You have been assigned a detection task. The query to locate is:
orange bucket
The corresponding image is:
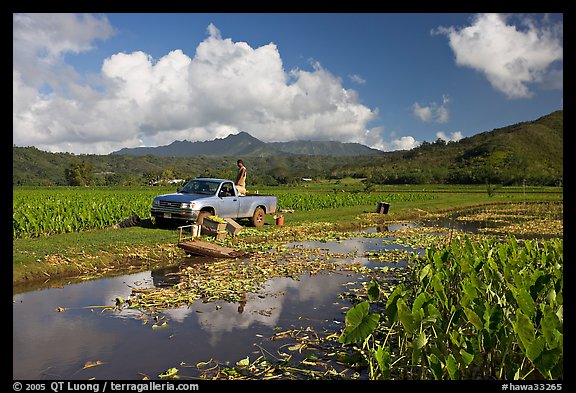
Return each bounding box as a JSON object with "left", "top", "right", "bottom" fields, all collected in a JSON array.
[{"left": 276, "top": 215, "right": 284, "bottom": 226}]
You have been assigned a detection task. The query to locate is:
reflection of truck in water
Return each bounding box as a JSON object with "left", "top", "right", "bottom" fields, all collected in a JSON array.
[{"left": 150, "top": 178, "right": 278, "bottom": 227}]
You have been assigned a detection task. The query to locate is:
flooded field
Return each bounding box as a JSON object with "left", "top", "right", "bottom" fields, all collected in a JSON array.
[
  {"left": 14, "top": 270, "right": 362, "bottom": 379},
  {"left": 14, "top": 231, "right": 417, "bottom": 380},
  {"left": 13, "top": 203, "right": 563, "bottom": 380}
]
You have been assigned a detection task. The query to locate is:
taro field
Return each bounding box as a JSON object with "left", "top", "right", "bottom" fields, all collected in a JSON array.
[{"left": 13, "top": 186, "right": 437, "bottom": 239}]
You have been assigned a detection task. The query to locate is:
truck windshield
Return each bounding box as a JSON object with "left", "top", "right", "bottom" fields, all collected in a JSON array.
[{"left": 179, "top": 180, "right": 218, "bottom": 195}]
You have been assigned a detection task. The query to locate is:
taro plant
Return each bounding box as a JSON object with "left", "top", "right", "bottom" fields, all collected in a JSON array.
[
  {"left": 338, "top": 280, "right": 389, "bottom": 379},
  {"left": 338, "top": 235, "right": 563, "bottom": 380}
]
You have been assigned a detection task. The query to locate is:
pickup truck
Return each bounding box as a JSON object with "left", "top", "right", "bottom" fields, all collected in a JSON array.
[{"left": 150, "top": 178, "right": 278, "bottom": 227}]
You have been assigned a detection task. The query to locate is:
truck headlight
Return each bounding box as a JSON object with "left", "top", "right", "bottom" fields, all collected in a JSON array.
[
  {"left": 152, "top": 199, "right": 160, "bottom": 206},
  {"left": 181, "top": 202, "right": 195, "bottom": 209}
]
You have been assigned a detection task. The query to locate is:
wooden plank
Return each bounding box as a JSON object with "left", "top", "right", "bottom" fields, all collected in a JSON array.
[{"left": 177, "top": 239, "right": 247, "bottom": 258}]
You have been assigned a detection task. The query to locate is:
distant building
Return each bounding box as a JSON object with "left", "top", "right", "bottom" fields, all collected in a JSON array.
[{"left": 151, "top": 179, "right": 185, "bottom": 186}]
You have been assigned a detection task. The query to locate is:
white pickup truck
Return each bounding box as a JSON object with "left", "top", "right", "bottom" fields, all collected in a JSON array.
[{"left": 150, "top": 178, "right": 278, "bottom": 227}]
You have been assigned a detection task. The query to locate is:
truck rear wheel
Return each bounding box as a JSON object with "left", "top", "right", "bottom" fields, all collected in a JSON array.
[{"left": 251, "top": 207, "right": 265, "bottom": 227}]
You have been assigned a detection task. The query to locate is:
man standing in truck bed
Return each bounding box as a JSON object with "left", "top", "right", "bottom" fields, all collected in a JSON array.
[{"left": 235, "top": 159, "right": 247, "bottom": 196}]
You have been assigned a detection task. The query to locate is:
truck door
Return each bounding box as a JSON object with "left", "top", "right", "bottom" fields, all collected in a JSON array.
[{"left": 214, "top": 182, "right": 240, "bottom": 218}]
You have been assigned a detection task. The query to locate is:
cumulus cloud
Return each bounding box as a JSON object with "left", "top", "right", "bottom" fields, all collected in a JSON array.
[
  {"left": 388, "top": 135, "right": 420, "bottom": 151},
  {"left": 13, "top": 13, "right": 115, "bottom": 90},
  {"left": 413, "top": 95, "right": 450, "bottom": 123},
  {"left": 13, "top": 16, "right": 382, "bottom": 154},
  {"left": 355, "top": 125, "right": 420, "bottom": 152},
  {"left": 436, "top": 130, "right": 463, "bottom": 142},
  {"left": 373, "top": 129, "right": 420, "bottom": 152},
  {"left": 433, "top": 13, "right": 563, "bottom": 99}
]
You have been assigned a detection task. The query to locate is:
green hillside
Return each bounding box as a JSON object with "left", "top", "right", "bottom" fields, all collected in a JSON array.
[{"left": 13, "top": 110, "right": 563, "bottom": 187}]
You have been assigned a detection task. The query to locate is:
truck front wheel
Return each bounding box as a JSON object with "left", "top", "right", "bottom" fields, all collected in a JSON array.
[
  {"left": 251, "top": 207, "right": 265, "bottom": 227},
  {"left": 154, "top": 216, "right": 168, "bottom": 228}
]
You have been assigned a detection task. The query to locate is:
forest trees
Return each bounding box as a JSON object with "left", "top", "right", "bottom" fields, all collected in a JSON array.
[{"left": 65, "top": 160, "right": 94, "bottom": 186}]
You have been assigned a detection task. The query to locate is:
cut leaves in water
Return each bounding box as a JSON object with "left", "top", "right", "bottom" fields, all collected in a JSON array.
[
  {"left": 158, "top": 367, "right": 179, "bottom": 378},
  {"left": 82, "top": 360, "right": 105, "bottom": 369}
]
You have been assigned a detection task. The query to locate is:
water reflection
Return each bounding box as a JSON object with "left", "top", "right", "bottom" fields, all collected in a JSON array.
[
  {"left": 13, "top": 272, "right": 150, "bottom": 380},
  {"left": 374, "top": 222, "right": 419, "bottom": 233},
  {"left": 13, "top": 264, "right": 365, "bottom": 380},
  {"left": 285, "top": 237, "right": 414, "bottom": 269}
]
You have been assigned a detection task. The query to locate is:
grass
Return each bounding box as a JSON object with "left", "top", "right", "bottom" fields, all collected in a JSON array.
[{"left": 13, "top": 184, "right": 563, "bottom": 288}]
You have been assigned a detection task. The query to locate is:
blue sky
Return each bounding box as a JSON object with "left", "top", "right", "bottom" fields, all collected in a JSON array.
[{"left": 13, "top": 13, "right": 563, "bottom": 155}]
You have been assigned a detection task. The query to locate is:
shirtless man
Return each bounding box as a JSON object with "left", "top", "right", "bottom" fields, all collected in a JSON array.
[{"left": 235, "top": 159, "right": 247, "bottom": 196}]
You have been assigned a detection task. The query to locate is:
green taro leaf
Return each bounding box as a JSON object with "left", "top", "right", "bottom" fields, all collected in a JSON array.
[
  {"left": 419, "top": 263, "right": 432, "bottom": 282},
  {"left": 431, "top": 274, "right": 448, "bottom": 309},
  {"left": 534, "top": 348, "right": 562, "bottom": 376},
  {"left": 413, "top": 331, "right": 429, "bottom": 350},
  {"left": 556, "top": 305, "right": 563, "bottom": 323},
  {"left": 412, "top": 292, "right": 431, "bottom": 316},
  {"left": 367, "top": 279, "right": 380, "bottom": 302},
  {"left": 461, "top": 280, "right": 478, "bottom": 304},
  {"left": 530, "top": 273, "right": 551, "bottom": 300},
  {"left": 375, "top": 345, "right": 391, "bottom": 379},
  {"left": 514, "top": 288, "right": 537, "bottom": 319},
  {"left": 397, "top": 298, "right": 417, "bottom": 335},
  {"left": 514, "top": 310, "right": 535, "bottom": 352},
  {"left": 385, "top": 284, "right": 407, "bottom": 323},
  {"left": 339, "top": 301, "right": 380, "bottom": 344},
  {"left": 464, "top": 307, "right": 484, "bottom": 331},
  {"left": 460, "top": 349, "right": 474, "bottom": 366},
  {"left": 446, "top": 354, "right": 459, "bottom": 380},
  {"left": 483, "top": 302, "right": 503, "bottom": 334},
  {"left": 526, "top": 336, "right": 545, "bottom": 363},
  {"left": 427, "top": 353, "right": 443, "bottom": 380},
  {"left": 546, "top": 288, "right": 557, "bottom": 305},
  {"left": 426, "top": 303, "right": 442, "bottom": 321},
  {"left": 541, "top": 307, "right": 562, "bottom": 348}
]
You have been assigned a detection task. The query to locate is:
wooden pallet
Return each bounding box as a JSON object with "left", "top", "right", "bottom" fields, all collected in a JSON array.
[{"left": 177, "top": 239, "right": 247, "bottom": 258}]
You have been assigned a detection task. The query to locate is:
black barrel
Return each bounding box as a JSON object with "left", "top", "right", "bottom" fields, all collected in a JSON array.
[{"left": 376, "top": 202, "right": 390, "bottom": 214}]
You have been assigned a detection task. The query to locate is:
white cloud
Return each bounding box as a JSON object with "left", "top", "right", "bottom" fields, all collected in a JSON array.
[
  {"left": 436, "top": 130, "right": 463, "bottom": 142},
  {"left": 372, "top": 129, "right": 420, "bottom": 152},
  {"left": 389, "top": 136, "right": 420, "bottom": 151},
  {"left": 413, "top": 95, "right": 450, "bottom": 123},
  {"left": 13, "top": 16, "right": 382, "bottom": 154},
  {"left": 348, "top": 74, "right": 366, "bottom": 84},
  {"left": 413, "top": 103, "right": 432, "bottom": 122},
  {"left": 434, "top": 13, "right": 563, "bottom": 99},
  {"left": 13, "top": 13, "right": 115, "bottom": 89}
]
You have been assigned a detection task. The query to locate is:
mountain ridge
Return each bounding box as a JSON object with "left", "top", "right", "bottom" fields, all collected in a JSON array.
[{"left": 111, "top": 131, "right": 384, "bottom": 157}]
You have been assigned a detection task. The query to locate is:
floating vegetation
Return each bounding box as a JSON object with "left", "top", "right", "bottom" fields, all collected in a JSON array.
[
  {"left": 122, "top": 246, "right": 383, "bottom": 314},
  {"left": 455, "top": 203, "right": 563, "bottom": 238},
  {"left": 181, "top": 326, "right": 360, "bottom": 380}
]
